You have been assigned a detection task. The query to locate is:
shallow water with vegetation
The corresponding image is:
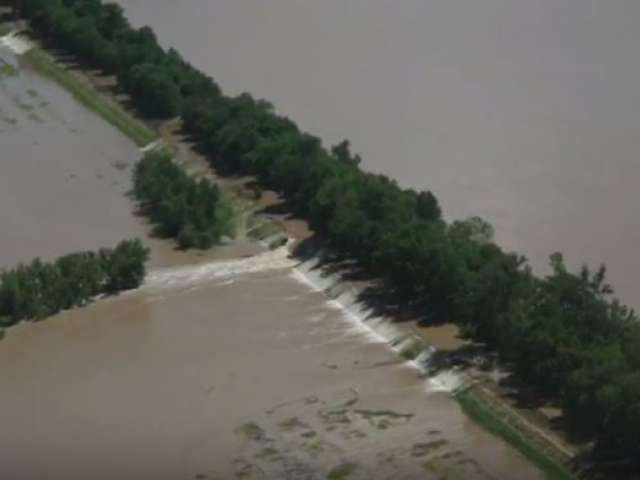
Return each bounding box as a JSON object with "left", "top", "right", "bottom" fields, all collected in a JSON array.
[{"left": 0, "top": 48, "right": 210, "bottom": 270}]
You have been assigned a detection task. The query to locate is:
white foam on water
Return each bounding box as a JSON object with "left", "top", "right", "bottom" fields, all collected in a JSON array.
[
  {"left": 290, "top": 256, "right": 466, "bottom": 393},
  {"left": 0, "top": 31, "right": 34, "bottom": 55},
  {"left": 142, "top": 245, "right": 297, "bottom": 291},
  {"left": 292, "top": 260, "right": 408, "bottom": 346},
  {"left": 429, "top": 369, "right": 465, "bottom": 393},
  {"left": 138, "top": 249, "right": 466, "bottom": 393},
  {"left": 139, "top": 139, "right": 162, "bottom": 153},
  {"left": 290, "top": 267, "right": 322, "bottom": 292},
  {"left": 326, "top": 299, "right": 389, "bottom": 344}
]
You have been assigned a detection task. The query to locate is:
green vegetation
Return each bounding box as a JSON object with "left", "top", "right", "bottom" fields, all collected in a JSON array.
[
  {"left": 246, "top": 218, "right": 284, "bottom": 242},
  {"left": 0, "top": 22, "right": 13, "bottom": 36},
  {"left": 457, "top": 389, "right": 575, "bottom": 480},
  {"left": 327, "top": 462, "right": 358, "bottom": 480},
  {"left": 0, "top": 62, "right": 18, "bottom": 77},
  {"left": 133, "top": 150, "right": 235, "bottom": 249},
  {"left": 22, "top": 49, "right": 155, "bottom": 146},
  {"left": 22, "top": 0, "right": 640, "bottom": 472},
  {"left": 0, "top": 239, "right": 148, "bottom": 327},
  {"left": 354, "top": 409, "right": 414, "bottom": 420},
  {"left": 22, "top": 0, "right": 216, "bottom": 119}
]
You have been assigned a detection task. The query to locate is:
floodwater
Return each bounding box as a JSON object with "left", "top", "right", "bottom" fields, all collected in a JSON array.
[
  {"left": 0, "top": 51, "right": 219, "bottom": 270},
  {"left": 0, "top": 42, "right": 544, "bottom": 479},
  {"left": 0, "top": 258, "right": 542, "bottom": 479},
  {"left": 0, "top": 56, "right": 143, "bottom": 268},
  {"left": 116, "top": 0, "right": 640, "bottom": 307}
]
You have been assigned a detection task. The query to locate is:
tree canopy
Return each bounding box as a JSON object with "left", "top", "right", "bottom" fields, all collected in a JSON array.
[
  {"left": 133, "top": 150, "right": 235, "bottom": 249},
  {"left": 0, "top": 239, "right": 149, "bottom": 326}
]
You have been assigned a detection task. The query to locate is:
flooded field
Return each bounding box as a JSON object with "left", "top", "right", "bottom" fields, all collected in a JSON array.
[
  {"left": 0, "top": 38, "right": 546, "bottom": 478},
  {"left": 116, "top": 0, "right": 640, "bottom": 307},
  {"left": 0, "top": 50, "right": 211, "bottom": 270},
  {"left": 0, "top": 257, "right": 542, "bottom": 479}
]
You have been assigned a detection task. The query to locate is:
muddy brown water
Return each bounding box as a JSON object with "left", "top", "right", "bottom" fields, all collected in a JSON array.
[
  {"left": 0, "top": 42, "right": 544, "bottom": 478},
  {"left": 0, "top": 57, "right": 148, "bottom": 268},
  {"left": 115, "top": 0, "right": 640, "bottom": 308},
  {"left": 0, "top": 53, "right": 258, "bottom": 270},
  {"left": 0, "top": 266, "right": 543, "bottom": 479}
]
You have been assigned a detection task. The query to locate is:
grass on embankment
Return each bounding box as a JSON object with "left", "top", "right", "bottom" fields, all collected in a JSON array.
[
  {"left": 456, "top": 388, "right": 576, "bottom": 480},
  {"left": 0, "top": 22, "right": 13, "bottom": 36},
  {"left": 0, "top": 23, "right": 18, "bottom": 78},
  {"left": 22, "top": 48, "right": 156, "bottom": 147},
  {"left": 0, "top": 62, "right": 17, "bottom": 77}
]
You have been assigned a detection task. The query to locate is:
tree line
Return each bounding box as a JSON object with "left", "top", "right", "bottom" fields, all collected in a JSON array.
[
  {"left": 133, "top": 150, "right": 235, "bottom": 249},
  {"left": 23, "top": 0, "right": 214, "bottom": 118},
  {"left": 0, "top": 239, "right": 148, "bottom": 327},
  {"left": 22, "top": 0, "right": 640, "bottom": 469}
]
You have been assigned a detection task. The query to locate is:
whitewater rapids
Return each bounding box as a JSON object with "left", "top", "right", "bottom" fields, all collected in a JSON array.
[
  {"left": 140, "top": 246, "right": 466, "bottom": 393},
  {"left": 142, "top": 245, "right": 298, "bottom": 291}
]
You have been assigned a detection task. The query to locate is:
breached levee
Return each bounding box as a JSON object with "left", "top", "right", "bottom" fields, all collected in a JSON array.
[
  {"left": 292, "top": 253, "right": 466, "bottom": 393},
  {"left": 0, "top": 31, "right": 34, "bottom": 55},
  {"left": 136, "top": 241, "right": 466, "bottom": 391},
  {"left": 142, "top": 244, "right": 297, "bottom": 291},
  {"left": 137, "top": 241, "right": 465, "bottom": 393}
]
